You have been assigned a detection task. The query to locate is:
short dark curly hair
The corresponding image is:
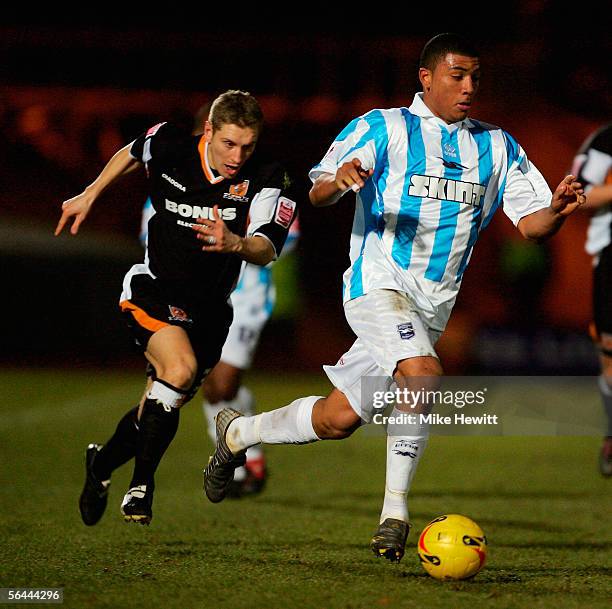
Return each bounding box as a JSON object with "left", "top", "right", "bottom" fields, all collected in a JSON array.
[{"left": 420, "top": 33, "right": 480, "bottom": 70}]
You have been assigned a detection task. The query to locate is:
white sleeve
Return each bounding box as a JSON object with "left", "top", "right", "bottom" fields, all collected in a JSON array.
[
  {"left": 247, "top": 187, "right": 280, "bottom": 235},
  {"left": 247, "top": 188, "right": 296, "bottom": 260},
  {"left": 575, "top": 147, "right": 612, "bottom": 190},
  {"left": 502, "top": 144, "right": 552, "bottom": 226},
  {"left": 308, "top": 111, "right": 385, "bottom": 183}
]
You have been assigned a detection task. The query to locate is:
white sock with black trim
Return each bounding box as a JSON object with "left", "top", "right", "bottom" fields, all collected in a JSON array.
[{"left": 380, "top": 408, "right": 429, "bottom": 524}]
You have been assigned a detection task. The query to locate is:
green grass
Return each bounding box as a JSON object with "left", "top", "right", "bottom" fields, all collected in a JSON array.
[{"left": 1, "top": 368, "right": 610, "bottom": 609}]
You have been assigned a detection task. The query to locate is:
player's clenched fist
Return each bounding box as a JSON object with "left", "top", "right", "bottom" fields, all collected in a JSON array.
[
  {"left": 551, "top": 174, "right": 586, "bottom": 216},
  {"left": 335, "top": 158, "right": 374, "bottom": 193}
]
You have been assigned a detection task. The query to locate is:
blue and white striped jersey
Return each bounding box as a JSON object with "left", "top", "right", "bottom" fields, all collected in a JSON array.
[{"left": 309, "top": 93, "right": 552, "bottom": 331}]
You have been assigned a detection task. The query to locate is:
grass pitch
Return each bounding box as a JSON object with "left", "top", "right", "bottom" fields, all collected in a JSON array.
[{"left": 1, "top": 368, "right": 610, "bottom": 609}]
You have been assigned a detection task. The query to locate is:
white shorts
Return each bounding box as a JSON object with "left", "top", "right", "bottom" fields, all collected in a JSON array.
[
  {"left": 220, "top": 263, "right": 275, "bottom": 369},
  {"left": 221, "top": 315, "right": 268, "bottom": 369},
  {"left": 323, "top": 289, "right": 441, "bottom": 422}
]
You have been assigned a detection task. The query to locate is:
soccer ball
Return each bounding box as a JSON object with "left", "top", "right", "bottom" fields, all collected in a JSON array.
[{"left": 417, "top": 514, "right": 487, "bottom": 580}]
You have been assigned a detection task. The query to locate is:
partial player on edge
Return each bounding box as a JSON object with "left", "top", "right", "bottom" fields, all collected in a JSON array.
[{"left": 572, "top": 122, "right": 612, "bottom": 476}]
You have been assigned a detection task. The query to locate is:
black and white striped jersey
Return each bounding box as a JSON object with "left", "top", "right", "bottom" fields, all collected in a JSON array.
[{"left": 573, "top": 123, "right": 612, "bottom": 257}]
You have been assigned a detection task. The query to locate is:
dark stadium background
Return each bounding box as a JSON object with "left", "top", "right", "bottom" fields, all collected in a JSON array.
[{"left": 2, "top": 5, "right": 610, "bottom": 374}]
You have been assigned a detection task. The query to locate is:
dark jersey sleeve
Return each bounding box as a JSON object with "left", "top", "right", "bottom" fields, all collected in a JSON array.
[
  {"left": 129, "top": 122, "right": 186, "bottom": 166},
  {"left": 574, "top": 124, "right": 612, "bottom": 188},
  {"left": 247, "top": 164, "right": 297, "bottom": 259}
]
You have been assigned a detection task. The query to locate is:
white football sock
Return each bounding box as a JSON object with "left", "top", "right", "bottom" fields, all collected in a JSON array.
[
  {"left": 380, "top": 408, "right": 429, "bottom": 524},
  {"left": 226, "top": 395, "right": 322, "bottom": 453}
]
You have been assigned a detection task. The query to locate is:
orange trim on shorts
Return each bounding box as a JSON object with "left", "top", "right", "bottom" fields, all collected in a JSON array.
[
  {"left": 120, "top": 300, "right": 169, "bottom": 333},
  {"left": 198, "top": 136, "right": 224, "bottom": 184}
]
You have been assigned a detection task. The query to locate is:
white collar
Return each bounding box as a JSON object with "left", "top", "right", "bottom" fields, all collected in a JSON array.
[{"left": 408, "top": 92, "right": 473, "bottom": 129}]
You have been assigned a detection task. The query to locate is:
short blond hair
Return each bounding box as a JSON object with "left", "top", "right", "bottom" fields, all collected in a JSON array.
[{"left": 209, "top": 90, "right": 263, "bottom": 133}]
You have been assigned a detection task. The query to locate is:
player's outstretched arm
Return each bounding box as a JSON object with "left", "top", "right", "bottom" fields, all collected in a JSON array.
[
  {"left": 309, "top": 158, "right": 373, "bottom": 207},
  {"left": 192, "top": 205, "right": 276, "bottom": 266},
  {"left": 517, "top": 174, "right": 586, "bottom": 242},
  {"left": 54, "top": 144, "right": 141, "bottom": 236},
  {"left": 580, "top": 183, "right": 612, "bottom": 211}
]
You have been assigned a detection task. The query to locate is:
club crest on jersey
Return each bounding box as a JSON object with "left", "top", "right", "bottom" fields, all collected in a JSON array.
[
  {"left": 274, "top": 197, "right": 296, "bottom": 228},
  {"left": 397, "top": 322, "right": 415, "bottom": 340},
  {"left": 168, "top": 306, "right": 193, "bottom": 323},
  {"left": 223, "top": 180, "right": 250, "bottom": 202},
  {"left": 443, "top": 143, "right": 457, "bottom": 158}
]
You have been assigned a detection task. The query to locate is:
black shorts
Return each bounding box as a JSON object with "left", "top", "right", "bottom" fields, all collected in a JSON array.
[
  {"left": 120, "top": 273, "right": 233, "bottom": 373},
  {"left": 593, "top": 243, "right": 612, "bottom": 335}
]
